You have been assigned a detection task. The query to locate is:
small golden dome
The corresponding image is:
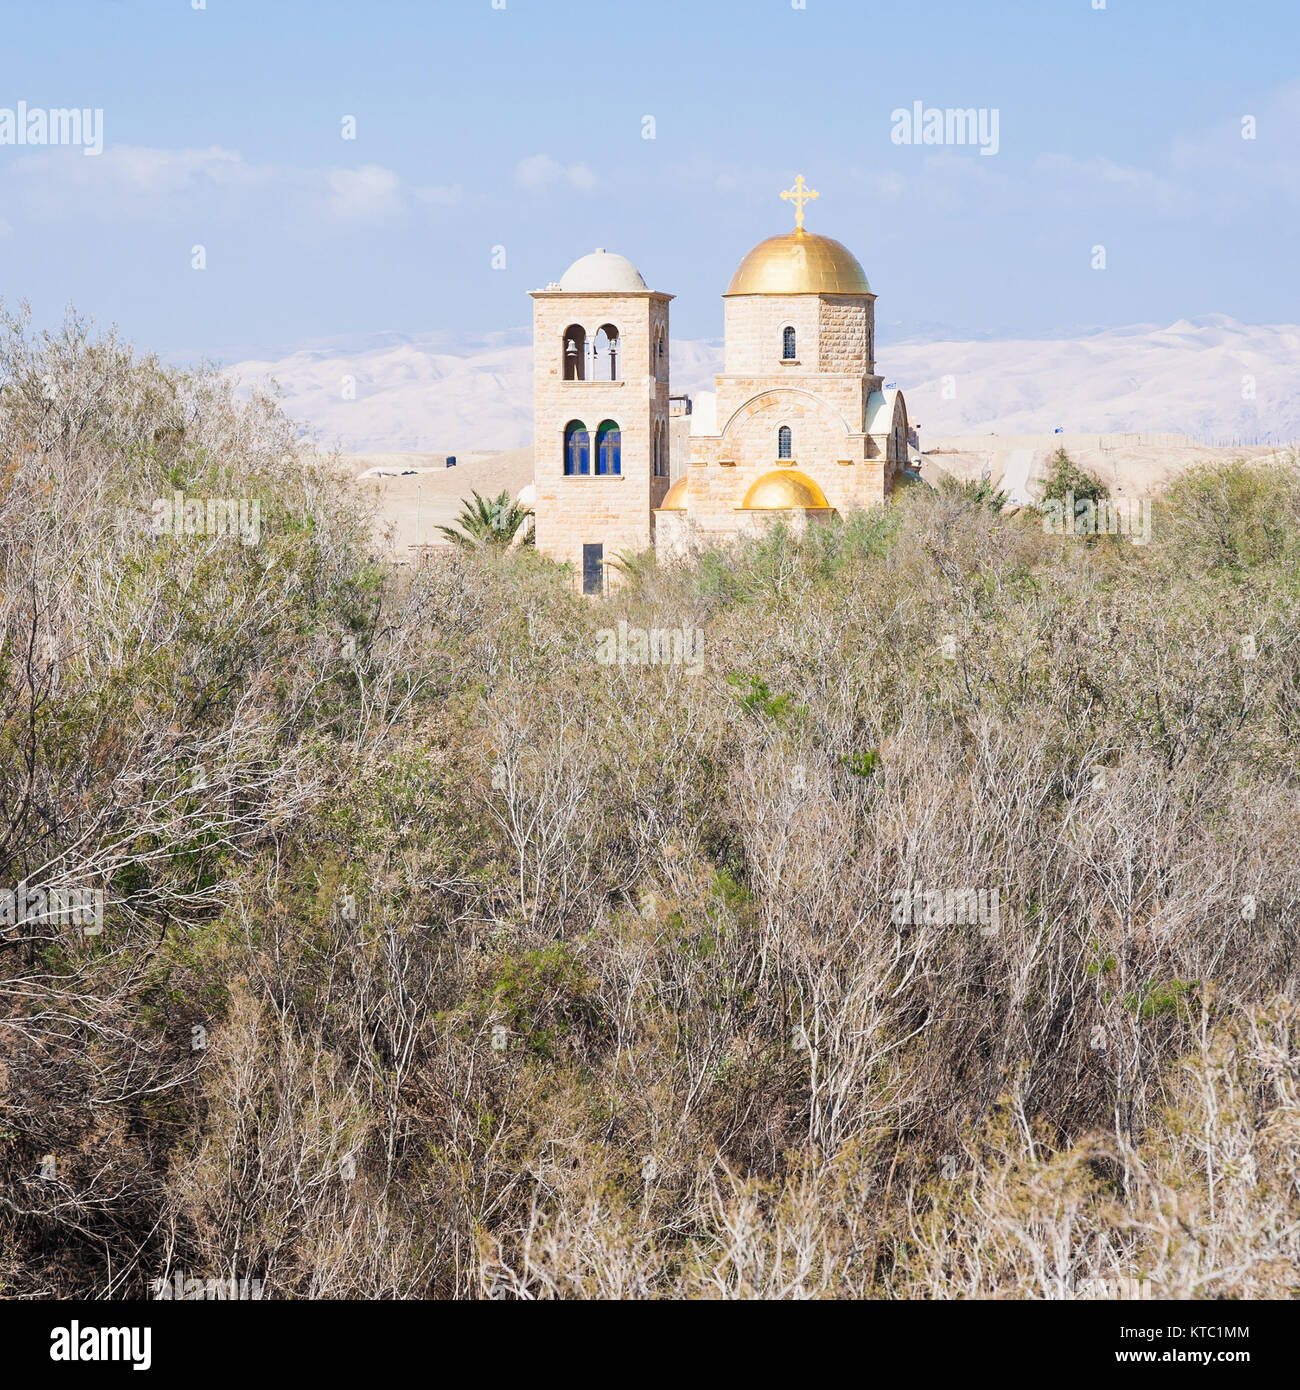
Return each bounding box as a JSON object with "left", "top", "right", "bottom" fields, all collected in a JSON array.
[
  {"left": 659, "top": 476, "right": 689, "bottom": 510},
  {"left": 725, "top": 229, "right": 871, "bottom": 297},
  {"left": 741, "top": 468, "right": 831, "bottom": 510}
]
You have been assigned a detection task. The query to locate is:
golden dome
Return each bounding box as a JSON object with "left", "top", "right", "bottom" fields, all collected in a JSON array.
[
  {"left": 741, "top": 468, "right": 832, "bottom": 510},
  {"left": 725, "top": 229, "right": 871, "bottom": 297},
  {"left": 658, "top": 475, "right": 689, "bottom": 510}
]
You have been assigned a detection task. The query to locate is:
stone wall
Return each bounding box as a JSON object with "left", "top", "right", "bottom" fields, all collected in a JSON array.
[
  {"left": 669, "top": 412, "right": 693, "bottom": 479},
  {"left": 722, "top": 293, "right": 876, "bottom": 378},
  {"left": 818, "top": 295, "right": 875, "bottom": 375},
  {"left": 724, "top": 294, "right": 820, "bottom": 375},
  {"left": 715, "top": 375, "right": 876, "bottom": 439}
]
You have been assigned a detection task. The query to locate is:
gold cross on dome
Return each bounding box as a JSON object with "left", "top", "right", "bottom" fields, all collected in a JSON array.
[{"left": 780, "top": 174, "right": 819, "bottom": 230}]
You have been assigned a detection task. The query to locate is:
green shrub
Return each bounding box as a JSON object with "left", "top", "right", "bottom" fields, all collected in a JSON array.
[{"left": 1039, "top": 447, "right": 1108, "bottom": 505}]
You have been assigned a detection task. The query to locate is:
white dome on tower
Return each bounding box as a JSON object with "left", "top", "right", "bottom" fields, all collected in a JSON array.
[{"left": 558, "top": 248, "right": 648, "bottom": 293}]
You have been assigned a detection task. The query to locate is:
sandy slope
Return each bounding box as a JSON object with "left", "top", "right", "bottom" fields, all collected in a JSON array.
[
  {"left": 339, "top": 447, "right": 533, "bottom": 554},
  {"left": 924, "top": 432, "right": 1282, "bottom": 500}
]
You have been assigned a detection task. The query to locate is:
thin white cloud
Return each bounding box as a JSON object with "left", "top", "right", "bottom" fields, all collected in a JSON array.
[
  {"left": 853, "top": 168, "right": 907, "bottom": 201},
  {"left": 849, "top": 150, "right": 1012, "bottom": 214},
  {"left": 1169, "top": 80, "right": 1300, "bottom": 206},
  {"left": 3, "top": 144, "right": 263, "bottom": 219},
  {"left": 844, "top": 83, "right": 1300, "bottom": 221},
  {"left": 513, "top": 153, "right": 598, "bottom": 193},
  {"left": 0, "top": 143, "right": 452, "bottom": 229},
  {"left": 328, "top": 164, "right": 404, "bottom": 221},
  {"left": 846, "top": 146, "right": 1180, "bottom": 216},
  {"left": 413, "top": 183, "right": 464, "bottom": 207},
  {"left": 1030, "top": 153, "right": 1183, "bottom": 213}
]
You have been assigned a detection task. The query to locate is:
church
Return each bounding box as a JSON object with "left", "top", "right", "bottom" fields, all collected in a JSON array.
[{"left": 530, "top": 178, "right": 911, "bottom": 592}]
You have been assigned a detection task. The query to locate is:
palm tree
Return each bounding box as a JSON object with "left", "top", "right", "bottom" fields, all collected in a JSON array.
[{"left": 437, "top": 489, "right": 533, "bottom": 549}]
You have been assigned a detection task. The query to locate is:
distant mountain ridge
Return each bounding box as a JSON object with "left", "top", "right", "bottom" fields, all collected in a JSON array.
[{"left": 227, "top": 315, "right": 1300, "bottom": 455}]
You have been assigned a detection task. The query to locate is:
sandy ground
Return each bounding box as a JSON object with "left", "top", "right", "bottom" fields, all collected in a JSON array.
[
  {"left": 338, "top": 447, "right": 534, "bottom": 555},
  {"left": 921, "top": 432, "right": 1284, "bottom": 499},
  {"left": 337, "top": 432, "right": 1291, "bottom": 560}
]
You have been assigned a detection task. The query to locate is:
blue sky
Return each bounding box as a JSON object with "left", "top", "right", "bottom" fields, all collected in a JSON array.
[{"left": 2, "top": 0, "right": 1297, "bottom": 361}]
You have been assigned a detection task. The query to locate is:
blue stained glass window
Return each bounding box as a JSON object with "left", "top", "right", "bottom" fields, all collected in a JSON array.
[
  {"left": 564, "top": 420, "right": 590, "bottom": 475},
  {"left": 596, "top": 420, "right": 621, "bottom": 476}
]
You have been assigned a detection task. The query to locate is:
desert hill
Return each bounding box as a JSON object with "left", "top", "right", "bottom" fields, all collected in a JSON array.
[{"left": 232, "top": 315, "right": 1300, "bottom": 458}]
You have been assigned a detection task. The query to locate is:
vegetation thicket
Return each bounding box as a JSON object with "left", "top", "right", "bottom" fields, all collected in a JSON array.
[{"left": 2, "top": 311, "right": 1298, "bottom": 1299}]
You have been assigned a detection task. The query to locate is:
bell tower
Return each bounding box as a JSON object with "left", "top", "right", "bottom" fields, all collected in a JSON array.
[{"left": 530, "top": 249, "right": 673, "bottom": 593}]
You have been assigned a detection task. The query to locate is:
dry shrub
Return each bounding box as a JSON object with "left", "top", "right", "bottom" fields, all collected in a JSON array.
[{"left": 3, "top": 310, "right": 1298, "bottom": 1298}]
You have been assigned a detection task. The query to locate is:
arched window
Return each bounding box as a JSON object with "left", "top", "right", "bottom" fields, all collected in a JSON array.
[
  {"left": 653, "top": 421, "right": 668, "bottom": 477},
  {"left": 596, "top": 419, "right": 621, "bottom": 476},
  {"left": 778, "top": 425, "right": 792, "bottom": 459},
  {"left": 594, "top": 324, "right": 620, "bottom": 381},
  {"left": 562, "top": 325, "right": 587, "bottom": 381},
  {"left": 564, "top": 419, "right": 590, "bottom": 475},
  {"left": 782, "top": 325, "right": 797, "bottom": 360}
]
